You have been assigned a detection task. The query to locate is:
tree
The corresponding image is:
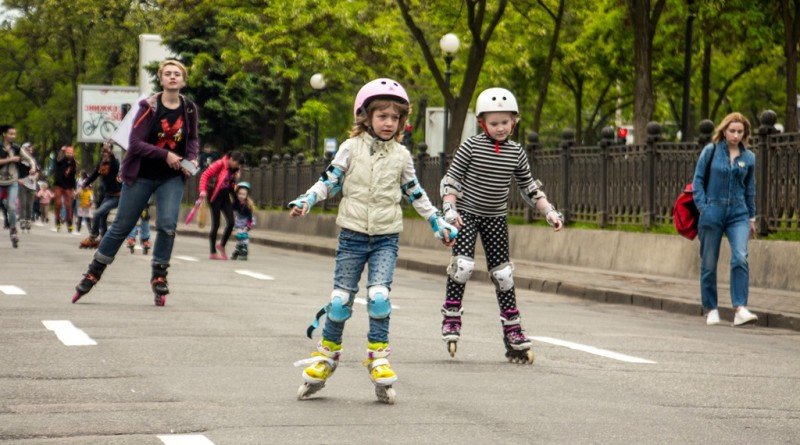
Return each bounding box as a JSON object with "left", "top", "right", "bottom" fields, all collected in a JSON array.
[
  {"left": 396, "top": 0, "right": 509, "bottom": 154},
  {"left": 779, "top": 0, "right": 800, "bottom": 131},
  {"left": 627, "top": 0, "right": 666, "bottom": 143}
]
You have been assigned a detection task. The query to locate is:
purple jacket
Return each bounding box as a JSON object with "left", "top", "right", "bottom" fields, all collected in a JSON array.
[{"left": 120, "top": 93, "right": 200, "bottom": 186}]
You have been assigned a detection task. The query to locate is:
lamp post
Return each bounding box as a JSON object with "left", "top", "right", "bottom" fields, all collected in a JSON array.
[
  {"left": 309, "top": 73, "right": 326, "bottom": 159},
  {"left": 439, "top": 33, "right": 460, "bottom": 155}
]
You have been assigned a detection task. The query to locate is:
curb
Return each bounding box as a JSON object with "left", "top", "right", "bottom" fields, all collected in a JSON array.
[{"left": 179, "top": 228, "right": 800, "bottom": 332}]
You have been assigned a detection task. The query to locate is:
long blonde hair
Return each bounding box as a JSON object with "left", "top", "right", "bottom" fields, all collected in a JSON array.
[
  {"left": 349, "top": 99, "right": 409, "bottom": 141},
  {"left": 713, "top": 112, "right": 751, "bottom": 145}
]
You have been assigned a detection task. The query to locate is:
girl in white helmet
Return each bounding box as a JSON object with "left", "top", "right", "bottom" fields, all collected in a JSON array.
[
  {"left": 439, "top": 87, "right": 564, "bottom": 364},
  {"left": 288, "top": 78, "right": 458, "bottom": 404}
]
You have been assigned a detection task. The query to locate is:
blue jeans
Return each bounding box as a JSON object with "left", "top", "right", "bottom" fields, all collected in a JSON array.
[
  {"left": 0, "top": 183, "right": 18, "bottom": 227},
  {"left": 91, "top": 196, "right": 120, "bottom": 237},
  {"left": 322, "top": 229, "right": 399, "bottom": 344},
  {"left": 94, "top": 176, "right": 184, "bottom": 267},
  {"left": 698, "top": 202, "right": 750, "bottom": 309},
  {"left": 128, "top": 217, "right": 151, "bottom": 240}
]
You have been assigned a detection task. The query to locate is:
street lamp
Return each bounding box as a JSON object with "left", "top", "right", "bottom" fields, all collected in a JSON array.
[
  {"left": 309, "top": 73, "right": 326, "bottom": 159},
  {"left": 439, "top": 33, "right": 460, "bottom": 156}
]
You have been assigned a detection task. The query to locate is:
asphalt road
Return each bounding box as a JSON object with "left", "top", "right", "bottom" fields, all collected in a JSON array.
[{"left": 1, "top": 226, "right": 798, "bottom": 444}]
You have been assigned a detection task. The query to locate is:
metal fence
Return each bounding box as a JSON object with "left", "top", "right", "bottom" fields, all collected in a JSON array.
[{"left": 184, "top": 110, "right": 799, "bottom": 235}]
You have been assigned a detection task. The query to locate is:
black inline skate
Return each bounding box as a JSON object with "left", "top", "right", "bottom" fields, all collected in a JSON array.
[
  {"left": 72, "top": 260, "right": 107, "bottom": 303},
  {"left": 151, "top": 263, "right": 169, "bottom": 306}
]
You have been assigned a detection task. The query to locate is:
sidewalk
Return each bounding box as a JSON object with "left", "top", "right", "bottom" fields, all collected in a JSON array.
[{"left": 179, "top": 226, "right": 800, "bottom": 332}]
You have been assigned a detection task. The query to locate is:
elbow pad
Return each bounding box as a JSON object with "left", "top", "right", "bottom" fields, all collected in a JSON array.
[
  {"left": 321, "top": 165, "right": 345, "bottom": 197},
  {"left": 401, "top": 177, "right": 425, "bottom": 203},
  {"left": 440, "top": 176, "right": 463, "bottom": 199},
  {"left": 521, "top": 179, "right": 546, "bottom": 207}
]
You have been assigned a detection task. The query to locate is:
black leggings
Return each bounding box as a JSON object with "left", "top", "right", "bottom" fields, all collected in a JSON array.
[
  {"left": 209, "top": 191, "right": 234, "bottom": 253},
  {"left": 445, "top": 212, "right": 518, "bottom": 312}
]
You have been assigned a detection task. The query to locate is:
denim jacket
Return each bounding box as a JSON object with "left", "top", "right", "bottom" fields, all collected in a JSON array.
[{"left": 692, "top": 141, "right": 756, "bottom": 219}]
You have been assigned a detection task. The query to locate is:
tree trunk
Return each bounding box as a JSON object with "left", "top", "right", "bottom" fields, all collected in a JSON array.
[
  {"left": 627, "top": 0, "right": 665, "bottom": 143},
  {"left": 701, "top": 39, "right": 711, "bottom": 119},
  {"left": 273, "top": 77, "right": 293, "bottom": 151},
  {"left": 531, "top": 0, "right": 566, "bottom": 133},
  {"left": 781, "top": 0, "right": 800, "bottom": 132},
  {"left": 395, "top": 0, "right": 508, "bottom": 154}
]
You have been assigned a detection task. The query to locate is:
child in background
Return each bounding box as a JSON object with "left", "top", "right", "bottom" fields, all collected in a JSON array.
[
  {"left": 289, "top": 78, "right": 457, "bottom": 404},
  {"left": 36, "top": 182, "right": 54, "bottom": 224},
  {"left": 231, "top": 181, "right": 254, "bottom": 260},
  {"left": 75, "top": 172, "right": 93, "bottom": 233},
  {"left": 126, "top": 200, "right": 152, "bottom": 254},
  {"left": 438, "top": 87, "right": 564, "bottom": 364}
]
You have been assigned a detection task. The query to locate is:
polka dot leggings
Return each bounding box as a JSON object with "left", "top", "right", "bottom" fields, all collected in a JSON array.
[{"left": 445, "top": 212, "right": 517, "bottom": 312}]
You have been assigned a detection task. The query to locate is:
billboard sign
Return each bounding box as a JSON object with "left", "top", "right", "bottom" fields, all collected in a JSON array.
[{"left": 77, "top": 85, "right": 140, "bottom": 143}]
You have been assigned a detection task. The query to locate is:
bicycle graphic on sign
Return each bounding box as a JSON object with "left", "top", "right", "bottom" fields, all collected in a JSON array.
[{"left": 82, "top": 113, "right": 118, "bottom": 140}]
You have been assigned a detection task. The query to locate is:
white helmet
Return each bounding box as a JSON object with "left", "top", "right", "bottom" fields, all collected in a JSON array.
[{"left": 475, "top": 88, "right": 519, "bottom": 116}]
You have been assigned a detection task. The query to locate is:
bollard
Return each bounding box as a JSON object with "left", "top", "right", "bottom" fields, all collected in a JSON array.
[
  {"left": 598, "top": 126, "right": 615, "bottom": 228},
  {"left": 560, "top": 128, "right": 575, "bottom": 224},
  {"left": 756, "top": 110, "right": 777, "bottom": 236},
  {"left": 644, "top": 122, "right": 662, "bottom": 229}
]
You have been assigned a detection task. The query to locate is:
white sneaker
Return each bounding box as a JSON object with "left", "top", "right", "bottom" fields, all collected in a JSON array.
[
  {"left": 734, "top": 307, "right": 758, "bottom": 326},
  {"left": 706, "top": 309, "right": 720, "bottom": 325}
]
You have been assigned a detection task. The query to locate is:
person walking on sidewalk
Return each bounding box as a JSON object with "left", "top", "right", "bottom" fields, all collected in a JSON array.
[
  {"left": 693, "top": 112, "right": 758, "bottom": 327},
  {"left": 289, "top": 78, "right": 457, "bottom": 404},
  {"left": 438, "top": 87, "right": 564, "bottom": 364},
  {"left": 1, "top": 125, "right": 36, "bottom": 247},
  {"left": 71, "top": 59, "right": 200, "bottom": 307},
  {"left": 79, "top": 141, "right": 121, "bottom": 249},
  {"left": 53, "top": 145, "right": 77, "bottom": 232},
  {"left": 198, "top": 151, "right": 244, "bottom": 260}
]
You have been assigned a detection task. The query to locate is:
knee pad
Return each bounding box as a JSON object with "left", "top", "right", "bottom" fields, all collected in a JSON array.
[
  {"left": 490, "top": 262, "right": 515, "bottom": 292},
  {"left": 447, "top": 255, "right": 475, "bottom": 284},
  {"left": 327, "top": 289, "right": 352, "bottom": 322},
  {"left": 367, "top": 285, "right": 391, "bottom": 319}
]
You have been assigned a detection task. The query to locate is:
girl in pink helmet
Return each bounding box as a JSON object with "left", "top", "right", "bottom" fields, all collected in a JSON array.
[{"left": 288, "top": 78, "right": 458, "bottom": 404}]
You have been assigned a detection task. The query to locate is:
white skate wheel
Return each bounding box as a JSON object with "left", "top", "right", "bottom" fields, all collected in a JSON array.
[{"left": 375, "top": 385, "right": 396, "bottom": 404}]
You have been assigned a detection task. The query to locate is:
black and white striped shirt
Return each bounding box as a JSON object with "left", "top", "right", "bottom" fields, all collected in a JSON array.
[{"left": 445, "top": 133, "right": 534, "bottom": 217}]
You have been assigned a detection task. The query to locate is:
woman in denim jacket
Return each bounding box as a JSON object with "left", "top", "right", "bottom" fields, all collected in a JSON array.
[{"left": 692, "top": 112, "right": 757, "bottom": 327}]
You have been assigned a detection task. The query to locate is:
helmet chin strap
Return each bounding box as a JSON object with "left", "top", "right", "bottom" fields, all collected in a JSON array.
[{"left": 480, "top": 120, "right": 517, "bottom": 154}]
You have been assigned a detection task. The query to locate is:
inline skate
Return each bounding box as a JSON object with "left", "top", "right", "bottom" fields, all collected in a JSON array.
[
  {"left": 364, "top": 341, "right": 397, "bottom": 404},
  {"left": 79, "top": 235, "right": 100, "bottom": 249},
  {"left": 501, "top": 309, "right": 534, "bottom": 364},
  {"left": 441, "top": 300, "right": 463, "bottom": 358},
  {"left": 151, "top": 263, "right": 169, "bottom": 306},
  {"left": 294, "top": 339, "right": 341, "bottom": 400},
  {"left": 71, "top": 260, "right": 107, "bottom": 303},
  {"left": 126, "top": 237, "right": 136, "bottom": 253},
  {"left": 10, "top": 227, "right": 19, "bottom": 248}
]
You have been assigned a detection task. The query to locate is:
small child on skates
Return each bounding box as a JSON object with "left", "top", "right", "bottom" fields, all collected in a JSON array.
[
  {"left": 75, "top": 175, "right": 93, "bottom": 234},
  {"left": 231, "top": 181, "right": 254, "bottom": 260},
  {"left": 289, "top": 78, "right": 457, "bottom": 404},
  {"left": 126, "top": 200, "right": 152, "bottom": 254},
  {"left": 36, "top": 182, "right": 54, "bottom": 224},
  {"left": 439, "top": 87, "right": 563, "bottom": 364}
]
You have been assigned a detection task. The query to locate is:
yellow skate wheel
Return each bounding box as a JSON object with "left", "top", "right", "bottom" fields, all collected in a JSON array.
[{"left": 448, "top": 341, "right": 457, "bottom": 358}]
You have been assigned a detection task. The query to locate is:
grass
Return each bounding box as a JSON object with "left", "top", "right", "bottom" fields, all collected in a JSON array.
[{"left": 188, "top": 201, "right": 798, "bottom": 242}]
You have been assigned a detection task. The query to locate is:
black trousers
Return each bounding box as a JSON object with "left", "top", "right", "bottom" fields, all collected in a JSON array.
[{"left": 209, "top": 190, "right": 234, "bottom": 254}]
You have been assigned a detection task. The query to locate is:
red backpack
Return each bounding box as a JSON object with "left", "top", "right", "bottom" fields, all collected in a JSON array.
[{"left": 673, "top": 146, "right": 714, "bottom": 240}]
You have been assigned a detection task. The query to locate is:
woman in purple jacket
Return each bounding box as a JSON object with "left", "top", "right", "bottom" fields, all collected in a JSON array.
[{"left": 71, "top": 60, "right": 200, "bottom": 306}]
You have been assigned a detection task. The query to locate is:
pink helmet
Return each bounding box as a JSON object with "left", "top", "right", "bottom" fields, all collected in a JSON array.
[{"left": 353, "top": 78, "right": 409, "bottom": 118}]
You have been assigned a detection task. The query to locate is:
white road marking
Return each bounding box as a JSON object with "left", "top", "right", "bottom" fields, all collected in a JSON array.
[
  {"left": 0, "top": 285, "right": 26, "bottom": 295},
  {"left": 157, "top": 435, "right": 215, "bottom": 445},
  {"left": 175, "top": 255, "right": 199, "bottom": 262},
  {"left": 42, "top": 320, "right": 97, "bottom": 346},
  {"left": 529, "top": 336, "right": 656, "bottom": 364},
  {"left": 354, "top": 297, "right": 398, "bottom": 309},
  {"left": 235, "top": 270, "right": 274, "bottom": 280}
]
